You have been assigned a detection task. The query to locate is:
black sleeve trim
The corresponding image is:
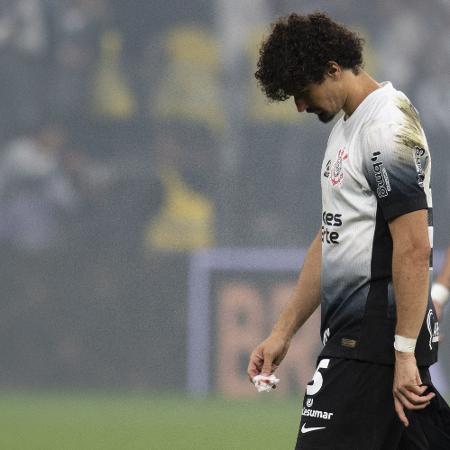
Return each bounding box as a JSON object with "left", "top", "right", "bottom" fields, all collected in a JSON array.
[{"left": 381, "top": 194, "right": 428, "bottom": 222}]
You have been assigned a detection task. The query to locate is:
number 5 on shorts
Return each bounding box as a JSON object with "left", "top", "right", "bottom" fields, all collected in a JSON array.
[{"left": 306, "top": 358, "right": 330, "bottom": 396}]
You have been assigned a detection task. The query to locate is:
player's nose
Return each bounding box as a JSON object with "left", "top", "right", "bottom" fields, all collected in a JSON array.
[{"left": 294, "top": 97, "right": 308, "bottom": 113}]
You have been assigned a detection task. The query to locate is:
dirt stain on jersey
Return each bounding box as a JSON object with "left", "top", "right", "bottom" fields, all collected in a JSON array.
[
  {"left": 394, "top": 95, "right": 429, "bottom": 191},
  {"left": 394, "top": 96, "right": 425, "bottom": 152}
]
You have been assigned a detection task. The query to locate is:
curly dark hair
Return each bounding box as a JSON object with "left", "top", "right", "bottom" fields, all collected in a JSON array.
[{"left": 255, "top": 12, "right": 365, "bottom": 101}]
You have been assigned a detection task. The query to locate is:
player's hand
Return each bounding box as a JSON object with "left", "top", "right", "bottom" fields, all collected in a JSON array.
[
  {"left": 393, "top": 352, "right": 435, "bottom": 427},
  {"left": 247, "top": 333, "right": 290, "bottom": 382},
  {"left": 432, "top": 300, "right": 443, "bottom": 322}
]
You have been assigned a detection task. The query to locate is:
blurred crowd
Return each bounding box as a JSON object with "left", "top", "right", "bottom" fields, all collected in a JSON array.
[{"left": 0, "top": 0, "right": 448, "bottom": 388}]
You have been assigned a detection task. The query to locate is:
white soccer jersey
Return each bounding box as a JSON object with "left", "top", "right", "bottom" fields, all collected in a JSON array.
[{"left": 319, "top": 82, "right": 438, "bottom": 366}]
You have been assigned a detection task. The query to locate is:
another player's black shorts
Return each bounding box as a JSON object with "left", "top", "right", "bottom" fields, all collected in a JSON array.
[{"left": 295, "top": 357, "right": 450, "bottom": 450}]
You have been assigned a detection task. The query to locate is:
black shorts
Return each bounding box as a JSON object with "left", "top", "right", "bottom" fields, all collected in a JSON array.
[{"left": 295, "top": 358, "right": 450, "bottom": 450}]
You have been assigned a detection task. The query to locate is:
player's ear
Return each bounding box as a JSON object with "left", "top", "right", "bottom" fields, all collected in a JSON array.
[{"left": 326, "top": 61, "right": 341, "bottom": 80}]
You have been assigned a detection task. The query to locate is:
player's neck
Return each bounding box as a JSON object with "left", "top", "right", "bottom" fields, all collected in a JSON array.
[{"left": 342, "top": 70, "right": 382, "bottom": 118}]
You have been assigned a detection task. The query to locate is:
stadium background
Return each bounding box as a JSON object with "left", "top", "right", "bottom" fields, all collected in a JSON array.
[{"left": 0, "top": 0, "right": 448, "bottom": 448}]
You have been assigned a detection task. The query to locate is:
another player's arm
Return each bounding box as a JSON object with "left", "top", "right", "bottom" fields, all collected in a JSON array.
[
  {"left": 431, "top": 246, "right": 450, "bottom": 320},
  {"left": 435, "top": 247, "right": 450, "bottom": 286},
  {"left": 388, "top": 210, "right": 435, "bottom": 427},
  {"left": 247, "top": 230, "right": 321, "bottom": 380}
]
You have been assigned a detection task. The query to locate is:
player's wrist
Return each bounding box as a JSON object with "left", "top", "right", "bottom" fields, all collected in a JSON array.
[
  {"left": 270, "top": 328, "right": 293, "bottom": 344},
  {"left": 431, "top": 282, "right": 449, "bottom": 306},
  {"left": 393, "top": 334, "right": 417, "bottom": 354},
  {"left": 394, "top": 350, "right": 417, "bottom": 366}
]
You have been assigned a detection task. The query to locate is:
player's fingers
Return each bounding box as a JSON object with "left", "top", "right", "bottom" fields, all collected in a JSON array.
[
  {"left": 396, "top": 390, "right": 430, "bottom": 410},
  {"left": 247, "top": 364, "right": 258, "bottom": 381},
  {"left": 399, "top": 387, "right": 435, "bottom": 405},
  {"left": 247, "top": 350, "right": 264, "bottom": 381},
  {"left": 247, "top": 359, "right": 262, "bottom": 380},
  {"left": 394, "top": 396, "right": 409, "bottom": 427},
  {"left": 261, "top": 351, "right": 274, "bottom": 376},
  {"left": 406, "top": 384, "right": 427, "bottom": 395}
]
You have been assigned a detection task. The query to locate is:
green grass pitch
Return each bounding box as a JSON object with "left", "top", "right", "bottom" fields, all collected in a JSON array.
[{"left": 0, "top": 392, "right": 301, "bottom": 450}]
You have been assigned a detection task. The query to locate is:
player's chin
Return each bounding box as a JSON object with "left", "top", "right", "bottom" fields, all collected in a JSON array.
[{"left": 318, "top": 112, "right": 336, "bottom": 123}]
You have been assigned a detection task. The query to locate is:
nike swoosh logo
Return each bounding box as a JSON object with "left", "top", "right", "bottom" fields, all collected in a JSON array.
[{"left": 301, "top": 424, "right": 326, "bottom": 434}]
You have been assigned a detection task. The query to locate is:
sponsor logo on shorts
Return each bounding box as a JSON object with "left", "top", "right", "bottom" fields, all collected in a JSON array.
[
  {"left": 371, "top": 151, "right": 391, "bottom": 198},
  {"left": 301, "top": 424, "right": 326, "bottom": 434},
  {"left": 301, "top": 407, "right": 334, "bottom": 420}
]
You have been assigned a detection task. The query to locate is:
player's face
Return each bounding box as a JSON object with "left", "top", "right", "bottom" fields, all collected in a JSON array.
[{"left": 294, "top": 77, "right": 345, "bottom": 123}]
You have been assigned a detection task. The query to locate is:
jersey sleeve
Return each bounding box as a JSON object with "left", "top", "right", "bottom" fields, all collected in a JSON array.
[{"left": 362, "top": 121, "right": 429, "bottom": 221}]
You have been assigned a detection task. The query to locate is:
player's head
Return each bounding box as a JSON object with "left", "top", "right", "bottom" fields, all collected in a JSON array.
[{"left": 255, "top": 12, "right": 364, "bottom": 123}]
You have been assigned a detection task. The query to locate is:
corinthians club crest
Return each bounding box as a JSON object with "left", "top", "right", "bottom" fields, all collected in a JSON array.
[{"left": 329, "top": 148, "right": 348, "bottom": 187}]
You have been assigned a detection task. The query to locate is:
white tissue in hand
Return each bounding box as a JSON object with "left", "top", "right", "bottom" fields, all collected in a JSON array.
[{"left": 252, "top": 374, "right": 280, "bottom": 393}]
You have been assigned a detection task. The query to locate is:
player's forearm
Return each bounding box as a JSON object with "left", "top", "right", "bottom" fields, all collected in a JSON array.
[
  {"left": 271, "top": 231, "right": 321, "bottom": 342},
  {"left": 392, "top": 243, "right": 431, "bottom": 339},
  {"left": 436, "top": 248, "right": 450, "bottom": 288}
]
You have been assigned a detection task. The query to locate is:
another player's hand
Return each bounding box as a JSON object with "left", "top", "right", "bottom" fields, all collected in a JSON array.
[
  {"left": 247, "top": 333, "right": 290, "bottom": 382},
  {"left": 432, "top": 300, "right": 443, "bottom": 322},
  {"left": 393, "top": 352, "right": 435, "bottom": 427}
]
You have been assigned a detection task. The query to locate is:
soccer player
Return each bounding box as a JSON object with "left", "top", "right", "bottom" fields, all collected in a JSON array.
[
  {"left": 247, "top": 12, "right": 450, "bottom": 449},
  {"left": 431, "top": 247, "right": 450, "bottom": 321}
]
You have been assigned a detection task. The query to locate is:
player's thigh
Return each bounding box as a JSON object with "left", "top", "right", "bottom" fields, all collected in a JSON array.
[{"left": 295, "top": 357, "right": 402, "bottom": 450}]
